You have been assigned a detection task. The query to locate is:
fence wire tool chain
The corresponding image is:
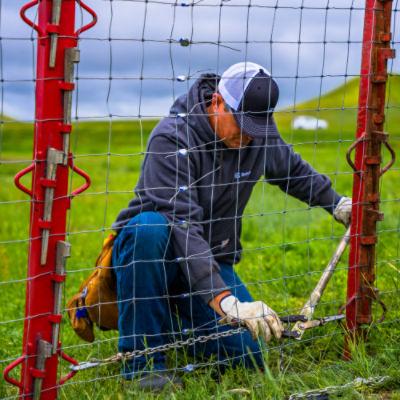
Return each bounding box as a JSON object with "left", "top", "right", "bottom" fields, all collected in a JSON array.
[{"left": 70, "top": 314, "right": 344, "bottom": 372}]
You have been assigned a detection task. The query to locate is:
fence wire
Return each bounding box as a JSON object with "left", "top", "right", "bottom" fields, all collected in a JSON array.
[{"left": 1, "top": 0, "right": 400, "bottom": 399}]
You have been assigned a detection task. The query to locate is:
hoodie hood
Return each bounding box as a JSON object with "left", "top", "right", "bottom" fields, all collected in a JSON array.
[{"left": 170, "top": 74, "right": 221, "bottom": 145}]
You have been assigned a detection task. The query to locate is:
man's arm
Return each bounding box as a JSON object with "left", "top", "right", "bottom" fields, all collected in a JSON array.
[
  {"left": 264, "top": 136, "right": 341, "bottom": 212},
  {"left": 143, "top": 133, "right": 285, "bottom": 340},
  {"left": 143, "top": 134, "right": 228, "bottom": 304}
]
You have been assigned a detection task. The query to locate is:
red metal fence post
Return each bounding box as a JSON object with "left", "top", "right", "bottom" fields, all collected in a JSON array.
[
  {"left": 345, "top": 0, "right": 395, "bottom": 358},
  {"left": 19, "top": 1, "right": 76, "bottom": 397},
  {"left": 3, "top": 1, "right": 96, "bottom": 398}
]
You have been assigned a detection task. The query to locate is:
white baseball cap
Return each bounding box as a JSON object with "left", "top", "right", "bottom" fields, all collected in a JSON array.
[{"left": 219, "top": 62, "right": 279, "bottom": 138}]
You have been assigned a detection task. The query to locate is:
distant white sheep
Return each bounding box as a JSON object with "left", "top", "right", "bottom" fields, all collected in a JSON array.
[{"left": 292, "top": 116, "right": 328, "bottom": 130}]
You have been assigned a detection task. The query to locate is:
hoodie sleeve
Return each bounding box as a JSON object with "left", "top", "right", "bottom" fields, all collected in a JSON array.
[
  {"left": 264, "top": 136, "right": 340, "bottom": 212},
  {"left": 142, "top": 134, "right": 227, "bottom": 304}
]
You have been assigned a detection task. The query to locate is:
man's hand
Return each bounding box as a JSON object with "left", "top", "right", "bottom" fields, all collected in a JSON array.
[
  {"left": 218, "top": 295, "right": 284, "bottom": 342},
  {"left": 334, "top": 196, "right": 352, "bottom": 227}
]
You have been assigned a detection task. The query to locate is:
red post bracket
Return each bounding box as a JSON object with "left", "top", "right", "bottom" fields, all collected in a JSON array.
[
  {"left": 14, "top": 163, "right": 35, "bottom": 197},
  {"left": 58, "top": 350, "right": 79, "bottom": 386},
  {"left": 346, "top": 133, "right": 365, "bottom": 176},
  {"left": 380, "top": 141, "right": 396, "bottom": 175},
  {"left": 20, "top": 0, "right": 42, "bottom": 36},
  {"left": 70, "top": 162, "right": 91, "bottom": 197},
  {"left": 14, "top": 160, "right": 91, "bottom": 199},
  {"left": 59, "top": 81, "right": 75, "bottom": 91},
  {"left": 47, "top": 24, "right": 60, "bottom": 34},
  {"left": 3, "top": 349, "right": 79, "bottom": 391},
  {"left": 74, "top": 1, "right": 98, "bottom": 36},
  {"left": 3, "top": 355, "right": 25, "bottom": 390},
  {"left": 20, "top": 0, "right": 98, "bottom": 39}
]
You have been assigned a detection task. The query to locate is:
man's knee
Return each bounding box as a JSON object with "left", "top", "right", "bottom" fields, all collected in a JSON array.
[{"left": 120, "top": 212, "right": 170, "bottom": 255}]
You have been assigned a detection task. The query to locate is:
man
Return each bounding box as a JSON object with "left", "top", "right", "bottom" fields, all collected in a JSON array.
[{"left": 111, "top": 62, "right": 352, "bottom": 390}]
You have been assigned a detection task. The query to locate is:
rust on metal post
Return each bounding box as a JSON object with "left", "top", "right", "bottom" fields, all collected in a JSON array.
[
  {"left": 357, "top": 0, "right": 394, "bottom": 328},
  {"left": 345, "top": 0, "right": 395, "bottom": 358}
]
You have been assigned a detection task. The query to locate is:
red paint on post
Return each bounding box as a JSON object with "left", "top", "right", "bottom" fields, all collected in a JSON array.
[
  {"left": 4, "top": 1, "right": 96, "bottom": 398},
  {"left": 20, "top": 1, "right": 76, "bottom": 397}
]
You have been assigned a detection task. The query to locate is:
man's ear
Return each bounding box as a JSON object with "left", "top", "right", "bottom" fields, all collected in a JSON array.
[{"left": 211, "top": 93, "right": 224, "bottom": 111}]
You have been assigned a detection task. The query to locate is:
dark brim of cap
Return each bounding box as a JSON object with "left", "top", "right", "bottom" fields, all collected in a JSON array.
[{"left": 233, "top": 112, "right": 279, "bottom": 138}]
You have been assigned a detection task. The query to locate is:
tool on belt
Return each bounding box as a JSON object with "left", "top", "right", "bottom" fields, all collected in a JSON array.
[{"left": 66, "top": 234, "right": 118, "bottom": 342}]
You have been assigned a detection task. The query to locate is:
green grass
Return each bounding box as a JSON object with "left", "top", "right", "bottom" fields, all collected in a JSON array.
[{"left": 1, "top": 76, "right": 400, "bottom": 399}]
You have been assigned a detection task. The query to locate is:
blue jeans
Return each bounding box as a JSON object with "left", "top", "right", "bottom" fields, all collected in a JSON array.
[{"left": 112, "top": 212, "right": 264, "bottom": 377}]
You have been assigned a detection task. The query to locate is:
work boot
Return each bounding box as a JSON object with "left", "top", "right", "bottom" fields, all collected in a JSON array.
[{"left": 136, "top": 370, "right": 184, "bottom": 392}]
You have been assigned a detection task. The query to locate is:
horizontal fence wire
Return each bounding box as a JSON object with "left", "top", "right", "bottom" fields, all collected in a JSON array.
[{"left": 0, "top": 0, "right": 400, "bottom": 398}]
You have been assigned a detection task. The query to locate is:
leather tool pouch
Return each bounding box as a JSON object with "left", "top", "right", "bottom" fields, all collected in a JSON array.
[{"left": 66, "top": 234, "right": 118, "bottom": 342}]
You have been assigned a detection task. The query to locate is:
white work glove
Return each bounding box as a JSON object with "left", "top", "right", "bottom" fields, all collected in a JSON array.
[
  {"left": 218, "top": 295, "right": 284, "bottom": 342},
  {"left": 333, "top": 196, "right": 352, "bottom": 227}
]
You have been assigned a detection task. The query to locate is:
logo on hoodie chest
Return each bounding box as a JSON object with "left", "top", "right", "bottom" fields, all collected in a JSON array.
[{"left": 234, "top": 170, "right": 251, "bottom": 179}]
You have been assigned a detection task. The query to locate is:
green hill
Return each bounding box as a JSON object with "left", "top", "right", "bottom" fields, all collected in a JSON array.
[
  {"left": 1, "top": 75, "right": 399, "bottom": 159},
  {"left": 297, "top": 74, "right": 400, "bottom": 109},
  {"left": 274, "top": 74, "right": 400, "bottom": 143}
]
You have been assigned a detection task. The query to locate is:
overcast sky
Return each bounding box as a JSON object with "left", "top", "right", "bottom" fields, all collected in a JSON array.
[{"left": 2, "top": 0, "right": 400, "bottom": 120}]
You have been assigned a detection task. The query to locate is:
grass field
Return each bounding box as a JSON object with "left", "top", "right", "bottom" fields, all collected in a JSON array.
[{"left": 1, "top": 76, "right": 400, "bottom": 399}]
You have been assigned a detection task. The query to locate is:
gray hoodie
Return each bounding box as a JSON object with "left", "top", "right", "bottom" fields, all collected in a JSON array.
[{"left": 112, "top": 74, "right": 341, "bottom": 304}]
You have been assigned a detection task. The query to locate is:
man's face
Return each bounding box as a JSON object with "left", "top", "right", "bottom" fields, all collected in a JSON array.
[{"left": 210, "top": 94, "right": 253, "bottom": 148}]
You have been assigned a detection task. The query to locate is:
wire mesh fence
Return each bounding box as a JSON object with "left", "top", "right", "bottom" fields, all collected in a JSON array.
[{"left": 0, "top": 0, "right": 400, "bottom": 398}]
